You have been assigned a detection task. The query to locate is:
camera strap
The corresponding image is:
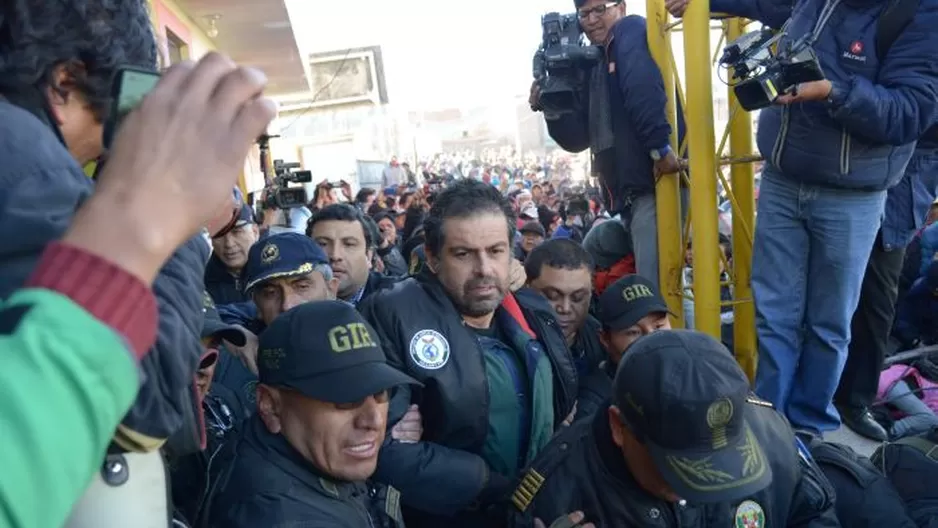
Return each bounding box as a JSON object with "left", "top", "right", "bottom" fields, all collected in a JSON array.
[{"left": 875, "top": 0, "right": 919, "bottom": 62}]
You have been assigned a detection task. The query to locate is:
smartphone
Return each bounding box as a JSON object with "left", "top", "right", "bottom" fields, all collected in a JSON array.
[{"left": 103, "top": 67, "right": 161, "bottom": 149}]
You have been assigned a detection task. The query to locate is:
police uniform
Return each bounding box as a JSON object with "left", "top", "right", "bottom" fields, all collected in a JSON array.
[
  {"left": 578, "top": 275, "right": 672, "bottom": 420},
  {"left": 207, "top": 301, "right": 420, "bottom": 528},
  {"left": 511, "top": 331, "right": 841, "bottom": 527}
]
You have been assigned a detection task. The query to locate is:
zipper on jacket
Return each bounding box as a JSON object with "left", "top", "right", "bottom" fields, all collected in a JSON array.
[
  {"left": 531, "top": 315, "right": 574, "bottom": 418},
  {"left": 839, "top": 127, "right": 851, "bottom": 175},
  {"left": 771, "top": 104, "right": 791, "bottom": 168}
]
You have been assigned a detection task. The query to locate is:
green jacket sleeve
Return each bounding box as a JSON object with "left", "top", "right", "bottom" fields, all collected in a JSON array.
[{"left": 0, "top": 288, "right": 140, "bottom": 528}]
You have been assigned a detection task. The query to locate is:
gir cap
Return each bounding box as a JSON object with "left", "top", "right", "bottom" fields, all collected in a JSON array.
[
  {"left": 613, "top": 330, "right": 772, "bottom": 503},
  {"left": 257, "top": 301, "right": 420, "bottom": 404},
  {"left": 598, "top": 274, "right": 669, "bottom": 330}
]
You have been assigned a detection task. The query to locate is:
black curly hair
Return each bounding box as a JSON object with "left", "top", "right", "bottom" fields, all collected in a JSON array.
[
  {"left": 0, "top": 0, "right": 158, "bottom": 121},
  {"left": 424, "top": 179, "right": 516, "bottom": 255}
]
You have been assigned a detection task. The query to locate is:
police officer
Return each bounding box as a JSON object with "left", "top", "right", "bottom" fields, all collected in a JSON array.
[
  {"left": 360, "top": 180, "right": 578, "bottom": 527},
  {"left": 207, "top": 301, "right": 420, "bottom": 527},
  {"left": 576, "top": 275, "right": 673, "bottom": 419},
  {"left": 511, "top": 330, "right": 840, "bottom": 527}
]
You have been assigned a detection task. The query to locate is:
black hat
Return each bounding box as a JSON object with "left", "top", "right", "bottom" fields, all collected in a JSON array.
[
  {"left": 201, "top": 291, "right": 247, "bottom": 347},
  {"left": 613, "top": 330, "right": 772, "bottom": 503},
  {"left": 243, "top": 232, "right": 330, "bottom": 292},
  {"left": 598, "top": 275, "right": 669, "bottom": 330},
  {"left": 519, "top": 221, "right": 546, "bottom": 237},
  {"left": 257, "top": 301, "right": 421, "bottom": 404}
]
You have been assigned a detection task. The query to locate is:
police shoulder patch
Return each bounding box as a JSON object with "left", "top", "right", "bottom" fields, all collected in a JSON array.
[
  {"left": 734, "top": 500, "right": 765, "bottom": 528},
  {"left": 409, "top": 329, "right": 450, "bottom": 370},
  {"left": 385, "top": 485, "right": 403, "bottom": 524},
  {"left": 511, "top": 468, "right": 545, "bottom": 512}
]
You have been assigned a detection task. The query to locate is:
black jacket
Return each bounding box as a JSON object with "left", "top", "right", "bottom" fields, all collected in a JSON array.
[
  {"left": 208, "top": 416, "right": 405, "bottom": 528},
  {"left": 569, "top": 316, "right": 612, "bottom": 421},
  {"left": 377, "top": 243, "right": 408, "bottom": 277},
  {"left": 545, "top": 17, "right": 683, "bottom": 213},
  {"left": 360, "top": 272, "right": 578, "bottom": 527},
  {"left": 0, "top": 96, "right": 205, "bottom": 452},
  {"left": 204, "top": 255, "right": 248, "bottom": 305},
  {"left": 511, "top": 402, "right": 840, "bottom": 527}
]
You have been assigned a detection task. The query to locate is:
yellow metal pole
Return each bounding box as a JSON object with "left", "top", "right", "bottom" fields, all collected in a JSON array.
[
  {"left": 647, "top": 0, "right": 684, "bottom": 327},
  {"left": 684, "top": 0, "right": 721, "bottom": 339},
  {"left": 725, "top": 19, "right": 758, "bottom": 381}
]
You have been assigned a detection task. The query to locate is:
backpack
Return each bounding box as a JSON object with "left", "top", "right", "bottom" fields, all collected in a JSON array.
[
  {"left": 809, "top": 440, "right": 918, "bottom": 527},
  {"left": 871, "top": 429, "right": 938, "bottom": 526}
]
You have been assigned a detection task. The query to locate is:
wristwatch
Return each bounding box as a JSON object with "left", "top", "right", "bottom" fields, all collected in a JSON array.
[{"left": 650, "top": 145, "right": 671, "bottom": 161}]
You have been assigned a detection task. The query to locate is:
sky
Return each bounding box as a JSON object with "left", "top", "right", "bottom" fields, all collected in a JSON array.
[{"left": 287, "top": 0, "right": 646, "bottom": 110}]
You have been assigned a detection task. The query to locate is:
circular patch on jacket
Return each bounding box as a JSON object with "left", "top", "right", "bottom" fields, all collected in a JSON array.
[
  {"left": 409, "top": 329, "right": 450, "bottom": 370},
  {"left": 734, "top": 500, "right": 765, "bottom": 528}
]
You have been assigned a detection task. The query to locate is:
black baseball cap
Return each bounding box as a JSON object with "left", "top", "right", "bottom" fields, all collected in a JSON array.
[
  {"left": 598, "top": 275, "right": 669, "bottom": 330},
  {"left": 613, "top": 330, "right": 772, "bottom": 503},
  {"left": 257, "top": 301, "right": 421, "bottom": 404},
  {"left": 243, "top": 232, "right": 330, "bottom": 292},
  {"left": 519, "top": 221, "right": 546, "bottom": 237},
  {"left": 201, "top": 291, "right": 247, "bottom": 347}
]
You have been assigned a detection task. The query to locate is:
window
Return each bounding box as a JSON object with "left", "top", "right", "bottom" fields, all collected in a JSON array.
[{"left": 165, "top": 29, "right": 187, "bottom": 65}]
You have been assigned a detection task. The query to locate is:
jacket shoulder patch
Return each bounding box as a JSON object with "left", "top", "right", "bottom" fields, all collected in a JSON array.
[
  {"left": 511, "top": 469, "right": 545, "bottom": 512},
  {"left": 385, "top": 485, "right": 403, "bottom": 524}
]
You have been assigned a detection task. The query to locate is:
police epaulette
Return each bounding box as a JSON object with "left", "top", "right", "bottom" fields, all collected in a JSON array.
[
  {"left": 746, "top": 396, "right": 774, "bottom": 408},
  {"left": 511, "top": 469, "right": 545, "bottom": 512}
]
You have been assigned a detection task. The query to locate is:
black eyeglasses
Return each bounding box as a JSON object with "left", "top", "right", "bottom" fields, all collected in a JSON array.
[{"left": 577, "top": 1, "right": 622, "bottom": 20}]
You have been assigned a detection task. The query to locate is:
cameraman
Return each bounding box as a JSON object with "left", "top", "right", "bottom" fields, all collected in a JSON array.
[
  {"left": 531, "top": 0, "right": 682, "bottom": 288},
  {"left": 667, "top": 0, "right": 938, "bottom": 436}
]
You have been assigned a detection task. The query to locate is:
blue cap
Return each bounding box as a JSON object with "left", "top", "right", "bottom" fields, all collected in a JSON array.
[
  {"left": 258, "top": 301, "right": 420, "bottom": 404},
  {"left": 613, "top": 330, "right": 772, "bottom": 503},
  {"left": 233, "top": 204, "right": 256, "bottom": 227},
  {"left": 243, "top": 232, "right": 330, "bottom": 292}
]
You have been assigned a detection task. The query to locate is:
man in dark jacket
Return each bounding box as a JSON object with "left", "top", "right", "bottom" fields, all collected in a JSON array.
[
  {"left": 360, "top": 180, "right": 579, "bottom": 528},
  {"left": 0, "top": 0, "right": 206, "bottom": 454},
  {"left": 205, "top": 204, "right": 259, "bottom": 304},
  {"left": 308, "top": 204, "right": 401, "bottom": 305},
  {"left": 533, "top": 0, "right": 683, "bottom": 287},
  {"left": 208, "top": 301, "right": 419, "bottom": 527},
  {"left": 837, "top": 140, "right": 938, "bottom": 440},
  {"left": 668, "top": 0, "right": 938, "bottom": 436},
  {"left": 511, "top": 331, "right": 840, "bottom": 527},
  {"left": 525, "top": 239, "right": 607, "bottom": 420}
]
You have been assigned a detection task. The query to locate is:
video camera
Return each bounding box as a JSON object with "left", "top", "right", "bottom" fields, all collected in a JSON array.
[
  {"left": 262, "top": 159, "right": 313, "bottom": 209},
  {"left": 719, "top": 28, "right": 824, "bottom": 111},
  {"left": 531, "top": 12, "right": 603, "bottom": 115}
]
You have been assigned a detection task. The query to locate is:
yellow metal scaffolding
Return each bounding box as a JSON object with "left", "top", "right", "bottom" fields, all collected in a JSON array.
[{"left": 646, "top": 0, "right": 759, "bottom": 381}]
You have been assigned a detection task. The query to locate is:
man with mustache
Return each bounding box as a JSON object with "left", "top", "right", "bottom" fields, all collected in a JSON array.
[
  {"left": 208, "top": 301, "right": 420, "bottom": 527},
  {"left": 360, "top": 179, "right": 579, "bottom": 528},
  {"left": 526, "top": 239, "right": 608, "bottom": 421}
]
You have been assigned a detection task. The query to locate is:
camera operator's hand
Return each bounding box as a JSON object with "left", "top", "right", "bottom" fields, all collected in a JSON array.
[
  {"left": 529, "top": 80, "right": 542, "bottom": 111},
  {"left": 65, "top": 53, "right": 276, "bottom": 283},
  {"left": 339, "top": 180, "right": 353, "bottom": 201},
  {"left": 775, "top": 80, "right": 832, "bottom": 105},
  {"left": 665, "top": 0, "right": 690, "bottom": 17},
  {"left": 654, "top": 150, "right": 683, "bottom": 179}
]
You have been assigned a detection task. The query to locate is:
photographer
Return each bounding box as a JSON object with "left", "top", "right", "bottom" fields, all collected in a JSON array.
[
  {"left": 531, "top": 0, "right": 682, "bottom": 288},
  {"left": 667, "top": 0, "right": 938, "bottom": 436},
  {"left": 0, "top": 0, "right": 223, "bottom": 460}
]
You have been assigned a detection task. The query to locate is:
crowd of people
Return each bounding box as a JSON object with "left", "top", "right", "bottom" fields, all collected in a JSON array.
[{"left": 4, "top": 0, "right": 938, "bottom": 526}]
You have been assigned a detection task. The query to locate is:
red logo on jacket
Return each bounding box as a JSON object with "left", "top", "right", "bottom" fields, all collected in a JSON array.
[{"left": 850, "top": 41, "right": 864, "bottom": 55}]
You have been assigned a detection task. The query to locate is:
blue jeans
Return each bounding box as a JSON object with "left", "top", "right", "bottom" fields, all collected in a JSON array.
[
  {"left": 751, "top": 168, "right": 886, "bottom": 433},
  {"left": 885, "top": 379, "right": 938, "bottom": 439}
]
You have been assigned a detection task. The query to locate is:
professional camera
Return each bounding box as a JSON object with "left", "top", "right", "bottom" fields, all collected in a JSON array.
[
  {"left": 262, "top": 159, "right": 312, "bottom": 209},
  {"left": 531, "top": 12, "right": 603, "bottom": 115},
  {"left": 718, "top": 28, "right": 824, "bottom": 111}
]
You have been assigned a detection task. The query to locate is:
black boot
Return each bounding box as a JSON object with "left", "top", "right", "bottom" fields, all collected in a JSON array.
[{"left": 838, "top": 405, "right": 888, "bottom": 441}]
